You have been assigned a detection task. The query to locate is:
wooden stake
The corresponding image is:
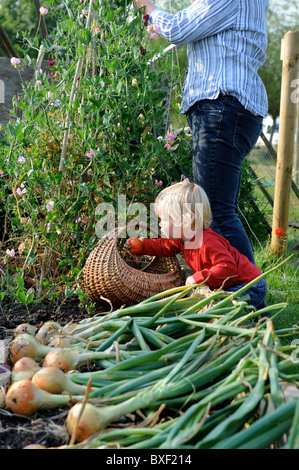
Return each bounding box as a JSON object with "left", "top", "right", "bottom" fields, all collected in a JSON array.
[{"left": 271, "top": 31, "right": 299, "bottom": 253}]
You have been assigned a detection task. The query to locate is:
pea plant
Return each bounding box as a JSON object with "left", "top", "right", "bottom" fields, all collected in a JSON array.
[{"left": 0, "top": 0, "right": 191, "bottom": 304}]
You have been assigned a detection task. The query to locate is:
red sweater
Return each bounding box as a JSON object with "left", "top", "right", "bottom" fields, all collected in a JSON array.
[{"left": 140, "top": 228, "right": 261, "bottom": 289}]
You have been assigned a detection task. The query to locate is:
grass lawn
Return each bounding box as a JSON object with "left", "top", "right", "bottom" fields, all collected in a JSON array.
[{"left": 254, "top": 239, "right": 299, "bottom": 371}]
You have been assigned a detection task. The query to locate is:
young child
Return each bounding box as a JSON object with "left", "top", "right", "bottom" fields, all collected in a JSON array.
[{"left": 126, "top": 181, "right": 267, "bottom": 310}]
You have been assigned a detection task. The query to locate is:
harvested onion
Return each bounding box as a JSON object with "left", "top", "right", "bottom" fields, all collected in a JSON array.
[
  {"left": 66, "top": 403, "right": 107, "bottom": 442},
  {"left": 11, "top": 357, "right": 41, "bottom": 382},
  {"left": 9, "top": 334, "right": 54, "bottom": 364},
  {"left": 14, "top": 323, "right": 37, "bottom": 337},
  {"left": 32, "top": 366, "right": 88, "bottom": 395},
  {"left": 35, "top": 322, "right": 61, "bottom": 345},
  {"left": 23, "top": 444, "right": 46, "bottom": 449},
  {"left": 43, "top": 348, "right": 116, "bottom": 373},
  {"left": 47, "top": 336, "right": 72, "bottom": 348},
  {"left": 5, "top": 380, "right": 71, "bottom": 416}
]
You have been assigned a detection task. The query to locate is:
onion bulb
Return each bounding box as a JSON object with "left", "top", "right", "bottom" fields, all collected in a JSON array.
[
  {"left": 66, "top": 397, "right": 145, "bottom": 443},
  {"left": 32, "top": 366, "right": 88, "bottom": 395},
  {"left": 47, "top": 336, "right": 72, "bottom": 348},
  {"left": 5, "top": 380, "right": 71, "bottom": 416},
  {"left": 35, "top": 322, "right": 61, "bottom": 344},
  {"left": 14, "top": 323, "right": 37, "bottom": 337},
  {"left": 11, "top": 357, "right": 41, "bottom": 382},
  {"left": 61, "top": 323, "right": 79, "bottom": 335},
  {"left": 9, "top": 334, "right": 54, "bottom": 364},
  {"left": 66, "top": 403, "right": 107, "bottom": 442},
  {"left": 23, "top": 444, "right": 46, "bottom": 449},
  {"left": 43, "top": 348, "right": 115, "bottom": 373}
]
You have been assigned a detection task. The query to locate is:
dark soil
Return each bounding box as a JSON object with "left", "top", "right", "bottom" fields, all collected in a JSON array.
[{"left": 0, "top": 296, "right": 107, "bottom": 450}]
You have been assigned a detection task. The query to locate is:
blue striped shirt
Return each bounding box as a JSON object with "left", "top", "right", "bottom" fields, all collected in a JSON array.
[{"left": 149, "top": 0, "right": 269, "bottom": 117}]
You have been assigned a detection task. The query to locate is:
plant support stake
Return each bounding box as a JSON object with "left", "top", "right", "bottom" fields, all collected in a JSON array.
[{"left": 37, "top": 0, "right": 95, "bottom": 298}]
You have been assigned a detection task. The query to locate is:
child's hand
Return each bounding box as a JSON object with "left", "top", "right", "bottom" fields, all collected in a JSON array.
[
  {"left": 185, "top": 275, "right": 196, "bottom": 286},
  {"left": 125, "top": 238, "right": 144, "bottom": 256}
]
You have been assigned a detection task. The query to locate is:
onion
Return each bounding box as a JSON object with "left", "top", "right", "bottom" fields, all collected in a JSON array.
[
  {"left": 35, "top": 322, "right": 61, "bottom": 344},
  {"left": 66, "top": 395, "right": 152, "bottom": 443},
  {"left": 5, "top": 380, "right": 71, "bottom": 416},
  {"left": 23, "top": 444, "right": 46, "bottom": 449},
  {"left": 66, "top": 403, "right": 106, "bottom": 442},
  {"left": 47, "top": 336, "right": 72, "bottom": 348},
  {"left": 9, "top": 334, "right": 54, "bottom": 364},
  {"left": 61, "top": 323, "right": 79, "bottom": 335},
  {"left": 14, "top": 323, "right": 37, "bottom": 337},
  {"left": 42, "top": 348, "right": 116, "bottom": 373},
  {"left": 11, "top": 357, "right": 41, "bottom": 382},
  {"left": 32, "top": 366, "right": 88, "bottom": 395}
]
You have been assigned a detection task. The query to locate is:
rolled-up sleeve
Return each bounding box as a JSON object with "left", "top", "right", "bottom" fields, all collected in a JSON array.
[{"left": 149, "top": 0, "right": 239, "bottom": 46}]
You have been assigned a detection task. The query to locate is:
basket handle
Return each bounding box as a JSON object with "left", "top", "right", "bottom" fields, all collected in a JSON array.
[{"left": 126, "top": 222, "right": 161, "bottom": 239}]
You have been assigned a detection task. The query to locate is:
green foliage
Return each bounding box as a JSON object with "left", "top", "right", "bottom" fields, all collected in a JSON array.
[{"left": 0, "top": 0, "right": 190, "bottom": 300}]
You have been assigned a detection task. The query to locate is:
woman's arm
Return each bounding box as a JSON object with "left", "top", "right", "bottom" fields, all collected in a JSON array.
[{"left": 133, "top": 0, "right": 239, "bottom": 47}]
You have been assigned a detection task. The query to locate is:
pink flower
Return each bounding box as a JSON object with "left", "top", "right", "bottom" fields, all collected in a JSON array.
[
  {"left": 165, "top": 131, "right": 177, "bottom": 143},
  {"left": 16, "top": 187, "right": 26, "bottom": 195},
  {"left": 150, "top": 33, "right": 158, "bottom": 39},
  {"left": 183, "top": 178, "right": 190, "bottom": 183},
  {"left": 132, "top": 78, "right": 137, "bottom": 86},
  {"left": 87, "top": 148, "right": 95, "bottom": 158},
  {"left": 155, "top": 180, "right": 163, "bottom": 185},
  {"left": 155, "top": 26, "right": 161, "bottom": 33},
  {"left": 39, "top": 7, "right": 48, "bottom": 15},
  {"left": 164, "top": 143, "right": 172, "bottom": 150},
  {"left": 6, "top": 249, "right": 15, "bottom": 257},
  {"left": 0, "top": 170, "right": 4, "bottom": 176},
  {"left": 10, "top": 57, "right": 21, "bottom": 68}
]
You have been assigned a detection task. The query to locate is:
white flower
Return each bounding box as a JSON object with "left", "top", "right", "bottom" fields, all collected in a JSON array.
[
  {"left": 18, "top": 156, "right": 26, "bottom": 163},
  {"left": 46, "top": 201, "right": 55, "bottom": 211}
]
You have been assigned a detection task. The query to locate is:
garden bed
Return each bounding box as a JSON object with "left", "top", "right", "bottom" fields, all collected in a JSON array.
[
  {"left": 0, "top": 297, "right": 95, "bottom": 449},
  {"left": 1, "top": 279, "right": 299, "bottom": 451}
]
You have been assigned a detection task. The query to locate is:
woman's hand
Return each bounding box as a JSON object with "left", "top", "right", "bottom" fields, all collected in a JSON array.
[
  {"left": 185, "top": 275, "right": 197, "bottom": 286},
  {"left": 132, "top": 0, "right": 157, "bottom": 15}
]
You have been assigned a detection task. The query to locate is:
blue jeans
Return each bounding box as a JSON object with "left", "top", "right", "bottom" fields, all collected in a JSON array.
[
  {"left": 186, "top": 94, "right": 263, "bottom": 264},
  {"left": 225, "top": 278, "right": 267, "bottom": 310}
]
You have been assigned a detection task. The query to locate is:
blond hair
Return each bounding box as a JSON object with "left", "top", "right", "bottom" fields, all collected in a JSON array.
[{"left": 154, "top": 182, "right": 212, "bottom": 231}]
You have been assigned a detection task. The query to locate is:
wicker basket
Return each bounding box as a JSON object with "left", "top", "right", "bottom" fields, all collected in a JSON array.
[{"left": 82, "top": 225, "right": 184, "bottom": 306}]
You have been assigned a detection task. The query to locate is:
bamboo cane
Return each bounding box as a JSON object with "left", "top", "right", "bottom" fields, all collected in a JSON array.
[
  {"left": 37, "top": 0, "right": 96, "bottom": 298},
  {"left": 271, "top": 31, "right": 299, "bottom": 253}
]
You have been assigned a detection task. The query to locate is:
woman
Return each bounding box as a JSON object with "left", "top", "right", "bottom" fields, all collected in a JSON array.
[{"left": 132, "top": 0, "right": 269, "bottom": 265}]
